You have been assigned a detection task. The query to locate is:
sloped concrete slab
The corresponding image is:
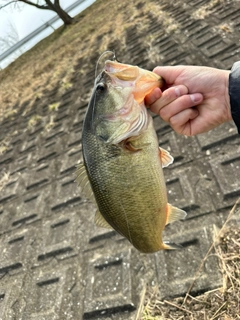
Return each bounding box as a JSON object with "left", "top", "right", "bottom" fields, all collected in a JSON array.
[{"left": 0, "top": 0, "right": 240, "bottom": 319}]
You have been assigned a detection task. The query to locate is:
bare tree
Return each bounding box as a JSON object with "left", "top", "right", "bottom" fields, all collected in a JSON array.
[
  {"left": 0, "top": 20, "right": 20, "bottom": 52},
  {"left": 0, "top": 0, "right": 74, "bottom": 25},
  {"left": 0, "top": 20, "right": 26, "bottom": 67}
]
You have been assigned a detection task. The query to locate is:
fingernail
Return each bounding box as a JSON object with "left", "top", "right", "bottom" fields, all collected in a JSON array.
[
  {"left": 190, "top": 94, "right": 195, "bottom": 103},
  {"left": 175, "top": 87, "right": 181, "bottom": 97},
  {"left": 190, "top": 93, "right": 202, "bottom": 103}
]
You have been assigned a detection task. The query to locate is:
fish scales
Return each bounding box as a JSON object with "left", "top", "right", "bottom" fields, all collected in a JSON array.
[
  {"left": 79, "top": 59, "right": 186, "bottom": 253},
  {"left": 83, "top": 118, "right": 166, "bottom": 252}
]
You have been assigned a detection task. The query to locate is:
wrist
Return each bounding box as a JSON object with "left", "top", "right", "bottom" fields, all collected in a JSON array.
[
  {"left": 223, "top": 70, "right": 231, "bottom": 122},
  {"left": 229, "top": 61, "right": 240, "bottom": 133}
]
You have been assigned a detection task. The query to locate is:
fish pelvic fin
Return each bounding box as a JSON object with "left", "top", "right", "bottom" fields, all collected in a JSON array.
[
  {"left": 162, "top": 241, "right": 183, "bottom": 250},
  {"left": 166, "top": 204, "right": 187, "bottom": 225},
  {"left": 159, "top": 147, "right": 174, "bottom": 168},
  {"left": 95, "top": 210, "right": 113, "bottom": 229}
]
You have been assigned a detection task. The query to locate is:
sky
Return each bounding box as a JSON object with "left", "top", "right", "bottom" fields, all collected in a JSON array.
[{"left": 0, "top": 0, "right": 95, "bottom": 68}]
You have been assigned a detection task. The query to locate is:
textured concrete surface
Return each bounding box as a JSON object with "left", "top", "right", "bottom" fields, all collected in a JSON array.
[{"left": 1, "top": 0, "right": 240, "bottom": 319}]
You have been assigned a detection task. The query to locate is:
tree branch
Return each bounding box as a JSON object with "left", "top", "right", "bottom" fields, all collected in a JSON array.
[
  {"left": 18, "top": 0, "right": 50, "bottom": 10},
  {"left": 0, "top": 1, "right": 18, "bottom": 9},
  {"left": 0, "top": 0, "right": 73, "bottom": 24},
  {"left": 43, "top": 0, "right": 57, "bottom": 12}
]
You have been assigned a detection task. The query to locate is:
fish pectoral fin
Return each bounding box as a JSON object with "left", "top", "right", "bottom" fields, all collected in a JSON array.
[
  {"left": 163, "top": 241, "right": 183, "bottom": 250},
  {"left": 75, "top": 163, "right": 94, "bottom": 201},
  {"left": 159, "top": 147, "right": 174, "bottom": 168},
  {"left": 95, "top": 210, "right": 113, "bottom": 229},
  {"left": 166, "top": 204, "right": 187, "bottom": 224},
  {"left": 120, "top": 138, "right": 142, "bottom": 152}
]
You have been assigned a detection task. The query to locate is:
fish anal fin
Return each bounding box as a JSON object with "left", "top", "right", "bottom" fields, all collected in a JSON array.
[
  {"left": 163, "top": 241, "right": 183, "bottom": 250},
  {"left": 166, "top": 204, "right": 187, "bottom": 225},
  {"left": 95, "top": 210, "right": 113, "bottom": 229},
  {"left": 75, "top": 163, "right": 87, "bottom": 181},
  {"left": 75, "top": 163, "right": 94, "bottom": 201},
  {"left": 159, "top": 147, "right": 174, "bottom": 168}
]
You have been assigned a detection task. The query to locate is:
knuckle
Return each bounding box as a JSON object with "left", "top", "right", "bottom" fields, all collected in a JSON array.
[
  {"left": 173, "top": 85, "right": 188, "bottom": 98},
  {"left": 162, "top": 89, "right": 174, "bottom": 102},
  {"left": 150, "top": 102, "right": 161, "bottom": 115},
  {"left": 169, "top": 116, "right": 178, "bottom": 127},
  {"left": 180, "top": 95, "right": 193, "bottom": 108},
  {"left": 159, "top": 107, "right": 169, "bottom": 121}
]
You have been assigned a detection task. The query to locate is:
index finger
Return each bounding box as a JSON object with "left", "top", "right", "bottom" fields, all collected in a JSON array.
[
  {"left": 149, "top": 85, "right": 189, "bottom": 114},
  {"left": 145, "top": 87, "right": 162, "bottom": 106},
  {"left": 153, "top": 66, "right": 184, "bottom": 85}
]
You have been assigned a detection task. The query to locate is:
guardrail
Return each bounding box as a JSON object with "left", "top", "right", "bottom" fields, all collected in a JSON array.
[{"left": 0, "top": 0, "right": 87, "bottom": 61}]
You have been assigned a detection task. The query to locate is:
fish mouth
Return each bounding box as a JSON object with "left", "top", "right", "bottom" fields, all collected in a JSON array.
[
  {"left": 95, "top": 70, "right": 112, "bottom": 87},
  {"left": 104, "top": 60, "right": 164, "bottom": 103}
]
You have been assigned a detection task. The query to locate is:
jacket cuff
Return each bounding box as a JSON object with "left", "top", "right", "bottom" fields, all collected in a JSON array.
[{"left": 229, "top": 61, "right": 240, "bottom": 134}]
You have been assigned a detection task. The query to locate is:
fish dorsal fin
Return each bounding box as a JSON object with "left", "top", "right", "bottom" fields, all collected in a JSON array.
[
  {"left": 166, "top": 204, "right": 187, "bottom": 225},
  {"left": 95, "top": 210, "right": 113, "bottom": 229},
  {"left": 159, "top": 147, "right": 174, "bottom": 168},
  {"left": 75, "top": 163, "right": 94, "bottom": 201}
]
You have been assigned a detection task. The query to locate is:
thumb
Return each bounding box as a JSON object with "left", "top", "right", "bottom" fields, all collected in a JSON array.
[{"left": 153, "top": 66, "right": 184, "bottom": 85}]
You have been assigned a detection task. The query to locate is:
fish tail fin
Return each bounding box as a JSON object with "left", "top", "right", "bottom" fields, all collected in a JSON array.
[
  {"left": 166, "top": 204, "right": 187, "bottom": 225},
  {"left": 162, "top": 241, "right": 183, "bottom": 250}
]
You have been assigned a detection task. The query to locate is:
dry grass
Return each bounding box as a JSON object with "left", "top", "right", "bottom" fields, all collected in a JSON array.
[
  {"left": 144, "top": 2, "right": 179, "bottom": 34},
  {"left": 0, "top": 0, "right": 142, "bottom": 118},
  {"left": 0, "top": 171, "right": 10, "bottom": 191},
  {"left": 218, "top": 24, "right": 233, "bottom": 34},
  {"left": 139, "top": 201, "right": 240, "bottom": 320},
  {"left": 0, "top": 0, "right": 171, "bottom": 121},
  {"left": 192, "top": 0, "right": 226, "bottom": 20}
]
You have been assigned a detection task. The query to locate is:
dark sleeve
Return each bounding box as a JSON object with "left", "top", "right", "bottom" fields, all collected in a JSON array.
[{"left": 229, "top": 61, "right": 240, "bottom": 134}]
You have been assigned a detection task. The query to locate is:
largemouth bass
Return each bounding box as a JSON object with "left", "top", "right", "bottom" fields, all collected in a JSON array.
[{"left": 77, "top": 60, "right": 186, "bottom": 253}]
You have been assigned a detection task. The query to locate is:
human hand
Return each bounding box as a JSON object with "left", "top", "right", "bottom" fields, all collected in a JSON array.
[{"left": 145, "top": 65, "right": 231, "bottom": 136}]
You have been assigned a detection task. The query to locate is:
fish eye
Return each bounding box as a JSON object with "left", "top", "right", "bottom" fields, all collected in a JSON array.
[{"left": 96, "top": 83, "right": 106, "bottom": 94}]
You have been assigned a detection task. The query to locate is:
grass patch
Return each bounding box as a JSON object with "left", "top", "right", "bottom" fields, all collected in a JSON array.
[
  {"left": 28, "top": 114, "right": 43, "bottom": 128},
  {"left": 0, "top": 171, "right": 10, "bottom": 191},
  {"left": 0, "top": 0, "right": 153, "bottom": 119},
  {"left": 192, "top": 0, "right": 227, "bottom": 20},
  {"left": 139, "top": 201, "right": 240, "bottom": 320},
  {"left": 48, "top": 102, "right": 60, "bottom": 112}
]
